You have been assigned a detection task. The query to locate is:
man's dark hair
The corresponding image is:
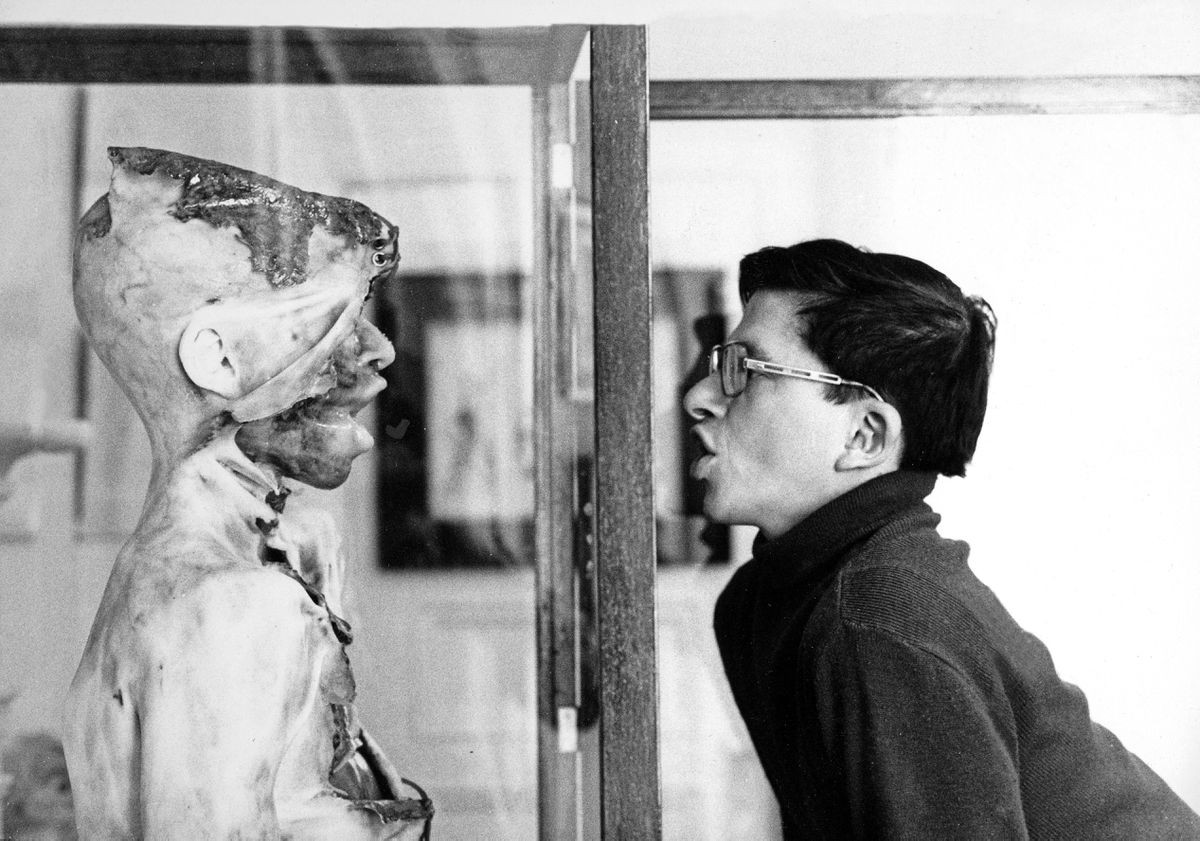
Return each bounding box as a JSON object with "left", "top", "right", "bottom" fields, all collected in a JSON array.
[{"left": 739, "top": 238, "right": 996, "bottom": 477}]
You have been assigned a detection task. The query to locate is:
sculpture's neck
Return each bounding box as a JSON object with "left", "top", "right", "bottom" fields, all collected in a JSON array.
[
  {"left": 136, "top": 427, "right": 288, "bottom": 561},
  {"left": 141, "top": 412, "right": 236, "bottom": 500}
]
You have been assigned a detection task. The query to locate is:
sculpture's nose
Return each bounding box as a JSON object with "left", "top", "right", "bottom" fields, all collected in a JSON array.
[{"left": 358, "top": 319, "right": 395, "bottom": 372}]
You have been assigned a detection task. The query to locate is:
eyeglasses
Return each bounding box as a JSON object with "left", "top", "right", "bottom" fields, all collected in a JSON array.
[{"left": 708, "top": 341, "right": 884, "bottom": 402}]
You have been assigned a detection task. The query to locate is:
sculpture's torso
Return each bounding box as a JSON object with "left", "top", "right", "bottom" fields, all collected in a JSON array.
[{"left": 64, "top": 443, "right": 427, "bottom": 840}]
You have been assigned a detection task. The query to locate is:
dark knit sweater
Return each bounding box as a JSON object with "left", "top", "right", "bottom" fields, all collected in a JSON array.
[{"left": 713, "top": 470, "right": 1200, "bottom": 840}]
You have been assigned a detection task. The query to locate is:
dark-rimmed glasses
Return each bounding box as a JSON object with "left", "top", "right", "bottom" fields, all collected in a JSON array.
[{"left": 709, "top": 341, "right": 884, "bottom": 402}]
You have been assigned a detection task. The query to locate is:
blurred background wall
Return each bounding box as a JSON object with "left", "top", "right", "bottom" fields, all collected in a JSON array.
[{"left": 2, "top": 2, "right": 1199, "bottom": 839}]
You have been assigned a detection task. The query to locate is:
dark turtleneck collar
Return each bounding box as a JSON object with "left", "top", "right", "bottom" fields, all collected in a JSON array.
[{"left": 751, "top": 470, "right": 938, "bottom": 587}]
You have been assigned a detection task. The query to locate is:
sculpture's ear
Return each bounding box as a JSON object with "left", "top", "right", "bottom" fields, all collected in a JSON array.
[{"left": 178, "top": 317, "right": 243, "bottom": 399}]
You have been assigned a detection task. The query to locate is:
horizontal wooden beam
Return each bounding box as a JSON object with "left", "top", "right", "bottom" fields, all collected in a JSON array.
[
  {"left": 0, "top": 25, "right": 588, "bottom": 86},
  {"left": 650, "top": 76, "right": 1200, "bottom": 119}
]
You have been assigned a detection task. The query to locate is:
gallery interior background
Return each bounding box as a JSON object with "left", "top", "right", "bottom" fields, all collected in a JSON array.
[{"left": 2, "top": 4, "right": 1200, "bottom": 840}]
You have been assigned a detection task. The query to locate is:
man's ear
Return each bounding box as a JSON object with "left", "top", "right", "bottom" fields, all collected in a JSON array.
[
  {"left": 835, "top": 400, "right": 903, "bottom": 472},
  {"left": 178, "top": 320, "right": 242, "bottom": 399}
]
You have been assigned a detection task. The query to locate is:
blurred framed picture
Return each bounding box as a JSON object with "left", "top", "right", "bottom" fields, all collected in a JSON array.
[{"left": 375, "top": 272, "right": 534, "bottom": 568}]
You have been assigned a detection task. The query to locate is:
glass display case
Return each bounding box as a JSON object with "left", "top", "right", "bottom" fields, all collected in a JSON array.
[
  {"left": 0, "top": 25, "right": 656, "bottom": 841},
  {"left": 647, "top": 75, "right": 1200, "bottom": 837}
]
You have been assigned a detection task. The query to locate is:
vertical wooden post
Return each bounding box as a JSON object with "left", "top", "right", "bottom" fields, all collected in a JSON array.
[{"left": 591, "top": 24, "right": 661, "bottom": 841}]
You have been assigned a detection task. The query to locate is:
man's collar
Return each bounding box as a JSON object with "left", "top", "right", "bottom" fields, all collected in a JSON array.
[{"left": 751, "top": 470, "right": 938, "bottom": 586}]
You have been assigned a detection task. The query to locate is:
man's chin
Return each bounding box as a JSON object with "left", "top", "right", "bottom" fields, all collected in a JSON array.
[
  {"left": 702, "top": 492, "right": 756, "bottom": 530},
  {"left": 701, "top": 493, "right": 730, "bottom": 526}
]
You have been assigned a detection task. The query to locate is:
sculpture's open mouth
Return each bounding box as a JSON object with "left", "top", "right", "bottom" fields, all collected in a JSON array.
[
  {"left": 324, "top": 370, "right": 388, "bottom": 414},
  {"left": 299, "top": 370, "right": 387, "bottom": 454},
  {"left": 233, "top": 368, "right": 387, "bottom": 490}
]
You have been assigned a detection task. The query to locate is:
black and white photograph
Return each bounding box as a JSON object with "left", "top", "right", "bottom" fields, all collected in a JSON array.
[{"left": 1, "top": 2, "right": 1198, "bottom": 838}]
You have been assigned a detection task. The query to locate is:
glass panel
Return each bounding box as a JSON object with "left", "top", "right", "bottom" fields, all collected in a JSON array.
[
  {"left": 0, "top": 34, "right": 593, "bottom": 837},
  {"left": 352, "top": 83, "right": 540, "bottom": 840},
  {"left": 534, "top": 34, "right": 601, "bottom": 841},
  {"left": 651, "top": 113, "right": 1200, "bottom": 837}
]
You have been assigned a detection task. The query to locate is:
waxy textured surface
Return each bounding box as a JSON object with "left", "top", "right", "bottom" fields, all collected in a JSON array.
[
  {"left": 98, "top": 147, "right": 398, "bottom": 288},
  {"left": 64, "top": 149, "right": 429, "bottom": 839}
]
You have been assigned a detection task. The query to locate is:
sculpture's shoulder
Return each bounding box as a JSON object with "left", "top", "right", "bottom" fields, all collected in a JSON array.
[
  {"left": 66, "top": 555, "right": 320, "bottom": 762},
  {"left": 81, "top": 543, "right": 314, "bottom": 671},
  {"left": 140, "top": 561, "right": 319, "bottom": 651},
  {"left": 111, "top": 562, "right": 338, "bottom": 728}
]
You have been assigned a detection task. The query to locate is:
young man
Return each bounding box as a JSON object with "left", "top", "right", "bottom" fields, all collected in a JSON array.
[{"left": 684, "top": 239, "right": 1200, "bottom": 839}]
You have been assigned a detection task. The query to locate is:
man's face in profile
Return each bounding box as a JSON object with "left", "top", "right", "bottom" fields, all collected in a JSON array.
[{"left": 685, "top": 289, "right": 859, "bottom": 538}]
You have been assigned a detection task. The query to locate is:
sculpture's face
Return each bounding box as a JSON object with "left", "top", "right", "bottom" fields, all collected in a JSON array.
[
  {"left": 73, "top": 146, "right": 402, "bottom": 486},
  {"left": 235, "top": 310, "right": 395, "bottom": 489}
]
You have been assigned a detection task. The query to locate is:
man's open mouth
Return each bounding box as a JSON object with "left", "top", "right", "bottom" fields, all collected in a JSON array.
[{"left": 690, "top": 427, "right": 717, "bottom": 479}]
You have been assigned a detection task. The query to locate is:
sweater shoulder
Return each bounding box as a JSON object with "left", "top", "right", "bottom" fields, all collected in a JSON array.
[
  {"left": 838, "top": 564, "right": 983, "bottom": 647},
  {"left": 807, "top": 526, "right": 1005, "bottom": 688},
  {"left": 836, "top": 519, "right": 977, "bottom": 638}
]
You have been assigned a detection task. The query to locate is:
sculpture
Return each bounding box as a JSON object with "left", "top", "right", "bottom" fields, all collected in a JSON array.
[{"left": 64, "top": 147, "right": 432, "bottom": 840}]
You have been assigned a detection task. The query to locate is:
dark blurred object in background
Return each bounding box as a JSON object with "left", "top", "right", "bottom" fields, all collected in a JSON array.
[{"left": 2, "top": 731, "right": 77, "bottom": 841}]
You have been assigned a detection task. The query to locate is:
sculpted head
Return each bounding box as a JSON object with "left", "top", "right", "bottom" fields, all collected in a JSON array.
[{"left": 74, "top": 147, "right": 399, "bottom": 489}]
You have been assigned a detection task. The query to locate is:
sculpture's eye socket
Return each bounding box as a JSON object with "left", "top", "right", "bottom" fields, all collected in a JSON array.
[
  {"left": 369, "top": 233, "right": 399, "bottom": 271},
  {"left": 367, "top": 236, "right": 400, "bottom": 297}
]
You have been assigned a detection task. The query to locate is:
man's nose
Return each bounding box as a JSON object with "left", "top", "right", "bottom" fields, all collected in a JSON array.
[
  {"left": 684, "top": 370, "right": 726, "bottom": 421},
  {"left": 357, "top": 319, "right": 396, "bottom": 371}
]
